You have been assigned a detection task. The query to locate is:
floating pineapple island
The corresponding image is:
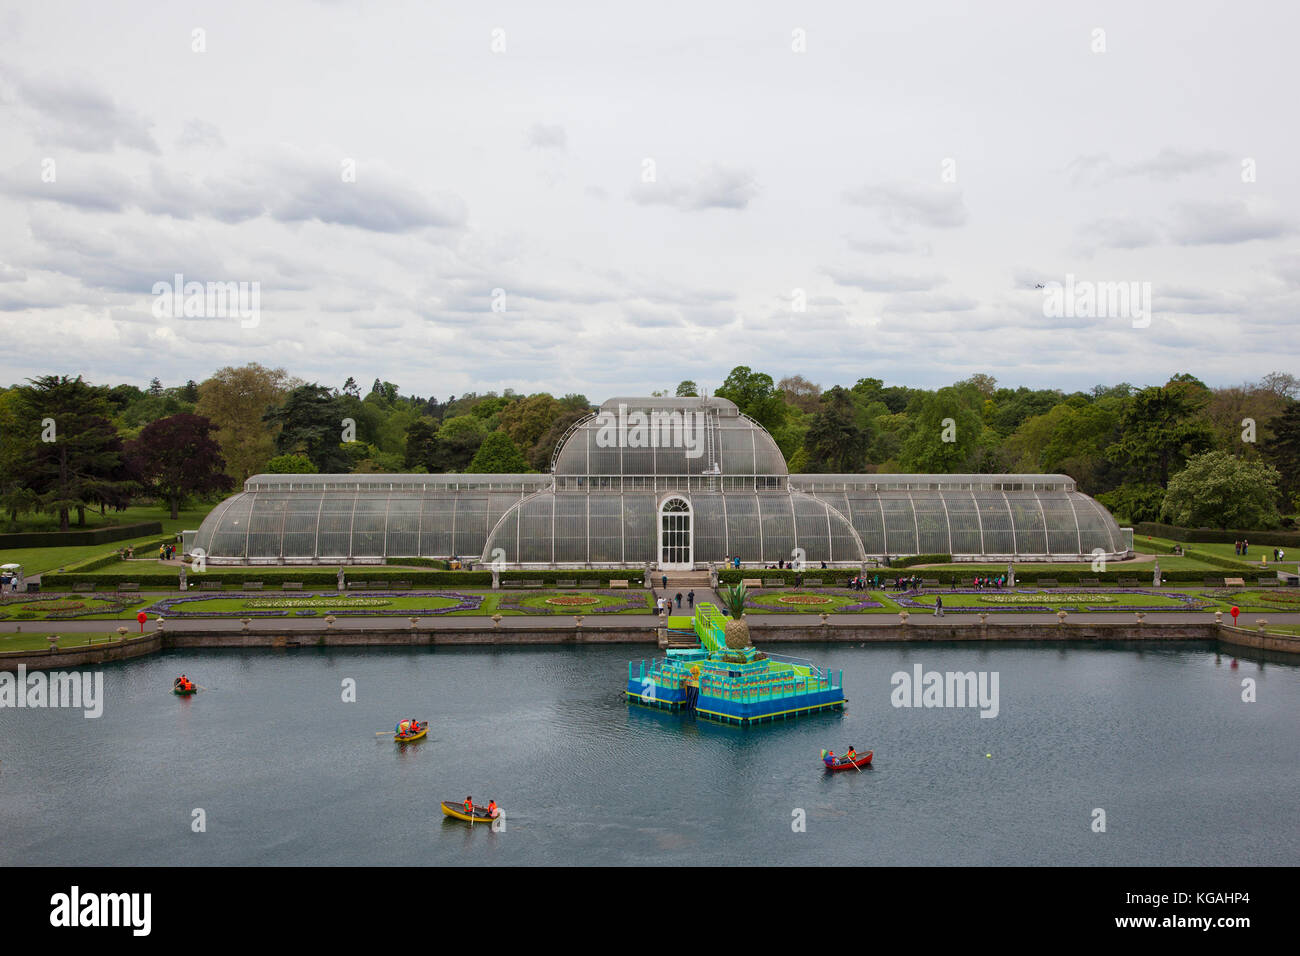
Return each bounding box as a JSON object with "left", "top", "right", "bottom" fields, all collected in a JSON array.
[{"left": 625, "top": 585, "right": 847, "bottom": 726}]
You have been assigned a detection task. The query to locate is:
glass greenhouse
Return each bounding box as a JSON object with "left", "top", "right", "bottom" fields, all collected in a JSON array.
[{"left": 193, "top": 396, "right": 1130, "bottom": 567}]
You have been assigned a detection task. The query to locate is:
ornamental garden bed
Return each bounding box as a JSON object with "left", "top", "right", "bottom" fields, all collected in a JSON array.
[
  {"left": 746, "top": 591, "right": 886, "bottom": 613},
  {"left": 895, "top": 588, "right": 1213, "bottom": 613},
  {"left": 143, "top": 592, "right": 484, "bottom": 618},
  {"left": 498, "top": 591, "right": 653, "bottom": 615},
  {"left": 0, "top": 593, "right": 147, "bottom": 621}
]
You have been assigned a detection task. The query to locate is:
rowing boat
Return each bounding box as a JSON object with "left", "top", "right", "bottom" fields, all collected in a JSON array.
[
  {"left": 821, "top": 749, "right": 872, "bottom": 771},
  {"left": 173, "top": 685, "right": 196, "bottom": 696},
  {"left": 440, "top": 801, "right": 497, "bottom": 824},
  {"left": 395, "top": 722, "right": 427, "bottom": 743}
]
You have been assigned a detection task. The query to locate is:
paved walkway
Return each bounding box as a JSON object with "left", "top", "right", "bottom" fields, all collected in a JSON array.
[{"left": 5, "top": 610, "right": 1298, "bottom": 634}]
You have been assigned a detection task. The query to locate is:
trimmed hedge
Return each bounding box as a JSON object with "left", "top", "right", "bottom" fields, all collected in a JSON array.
[
  {"left": 64, "top": 538, "right": 177, "bottom": 572},
  {"left": 384, "top": 557, "right": 450, "bottom": 569},
  {"left": 38, "top": 567, "right": 645, "bottom": 591},
  {"left": 0, "top": 521, "right": 164, "bottom": 549},
  {"left": 889, "top": 553, "right": 952, "bottom": 568},
  {"left": 719, "top": 567, "right": 1235, "bottom": 587},
  {"left": 1135, "top": 522, "right": 1300, "bottom": 547}
]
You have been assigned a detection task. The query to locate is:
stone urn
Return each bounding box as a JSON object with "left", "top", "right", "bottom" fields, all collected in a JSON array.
[
  {"left": 1056, "top": 610, "right": 1068, "bottom": 625},
  {"left": 1135, "top": 611, "right": 1145, "bottom": 624},
  {"left": 899, "top": 610, "right": 909, "bottom": 625},
  {"left": 409, "top": 617, "right": 420, "bottom": 629},
  {"left": 324, "top": 615, "right": 336, "bottom": 628},
  {"left": 47, "top": 634, "right": 59, "bottom": 653},
  {"left": 491, "top": 612, "right": 503, "bottom": 628},
  {"left": 819, "top": 612, "right": 829, "bottom": 625},
  {"left": 574, "top": 614, "right": 584, "bottom": 627},
  {"left": 156, "top": 616, "right": 165, "bottom": 631},
  {"left": 240, "top": 617, "right": 252, "bottom": 633},
  {"left": 1214, "top": 611, "right": 1223, "bottom": 624},
  {"left": 1256, "top": 618, "right": 1268, "bottom": 633},
  {"left": 979, "top": 612, "right": 988, "bottom": 625},
  {"left": 116, "top": 626, "right": 129, "bottom": 642}
]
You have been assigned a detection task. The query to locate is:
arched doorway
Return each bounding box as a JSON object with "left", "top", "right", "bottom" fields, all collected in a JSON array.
[{"left": 658, "top": 497, "right": 693, "bottom": 570}]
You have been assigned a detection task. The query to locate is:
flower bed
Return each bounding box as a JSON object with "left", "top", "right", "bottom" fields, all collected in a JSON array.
[
  {"left": 775, "top": 594, "right": 834, "bottom": 605},
  {"left": 0, "top": 593, "right": 140, "bottom": 620},
  {"left": 243, "top": 597, "right": 393, "bottom": 609},
  {"left": 542, "top": 595, "right": 602, "bottom": 607},
  {"left": 501, "top": 591, "right": 650, "bottom": 614},
  {"left": 144, "top": 591, "right": 483, "bottom": 618},
  {"left": 894, "top": 588, "right": 1212, "bottom": 613}
]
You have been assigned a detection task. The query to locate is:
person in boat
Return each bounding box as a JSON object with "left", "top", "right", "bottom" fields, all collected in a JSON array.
[
  {"left": 464, "top": 796, "right": 474, "bottom": 813},
  {"left": 825, "top": 750, "right": 835, "bottom": 765},
  {"left": 846, "top": 747, "right": 857, "bottom": 762},
  {"left": 487, "top": 800, "right": 498, "bottom": 818}
]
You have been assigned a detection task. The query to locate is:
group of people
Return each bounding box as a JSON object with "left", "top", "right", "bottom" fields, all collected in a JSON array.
[
  {"left": 655, "top": 591, "right": 694, "bottom": 613},
  {"left": 158, "top": 543, "right": 177, "bottom": 561},
  {"left": 1234, "top": 540, "right": 1251, "bottom": 556},
  {"left": 396, "top": 718, "right": 422, "bottom": 737},
  {"left": 824, "top": 747, "right": 862, "bottom": 766},
  {"left": 173, "top": 674, "right": 194, "bottom": 692},
  {"left": 118, "top": 545, "right": 135, "bottom": 559},
  {"left": 971, "top": 576, "right": 1006, "bottom": 590},
  {"left": 1271, "top": 548, "right": 1287, "bottom": 562},
  {"left": 463, "top": 796, "right": 500, "bottom": 819}
]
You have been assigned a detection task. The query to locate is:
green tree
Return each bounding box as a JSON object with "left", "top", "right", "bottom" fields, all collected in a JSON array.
[
  {"left": 715, "top": 366, "right": 786, "bottom": 431},
  {"left": 467, "top": 431, "right": 529, "bottom": 473},
  {"left": 197, "top": 364, "right": 296, "bottom": 482},
  {"left": 675, "top": 380, "right": 699, "bottom": 398},
  {"left": 403, "top": 418, "right": 440, "bottom": 470},
  {"left": 1264, "top": 402, "right": 1300, "bottom": 503},
  {"left": 1160, "top": 452, "right": 1282, "bottom": 530},
  {"left": 803, "top": 387, "right": 871, "bottom": 472},
  {"left": 265, "top": 453, "right": 318, "bottom": 474},
  {"left": 14, "top": 375, "right": 135, "bottom": 530},
  {"left": 898, "top": 388, "right": 984, "bottom": 472},
  {"left": 435, "top": 415, "right": 488, "bottom": 471},
  {"left": 264, "top": 384, "right": 352, "bottom": 473},
  {"left": 1106, "top": 384, "right": 1212, "bottom": 487}
]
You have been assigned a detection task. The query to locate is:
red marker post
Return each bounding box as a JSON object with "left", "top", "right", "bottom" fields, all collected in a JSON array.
[
  {"left": 1230, "top": 606, "right": 1239, "bottom": 624},
  {"left": 137, "top": 610, "right": 148, "bottom": 634}
]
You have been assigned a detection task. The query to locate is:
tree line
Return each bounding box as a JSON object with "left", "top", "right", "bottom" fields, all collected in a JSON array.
[{"left": 2, "top": 365, "right": 1297, "bottom": 532}]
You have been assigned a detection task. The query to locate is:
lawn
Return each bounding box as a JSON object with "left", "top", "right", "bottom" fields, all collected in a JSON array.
[
  {"left": 1, "top": 502, "right": 217, "bottom": 536},
  {"left": 0, "top": 631, "right": 126, "bottom": 653},
  {"left": 747, "top": 590, "right": 894, "bottom": 613},
  {"left": 0, "top": 595, "right": 150, "bottom": 621}
]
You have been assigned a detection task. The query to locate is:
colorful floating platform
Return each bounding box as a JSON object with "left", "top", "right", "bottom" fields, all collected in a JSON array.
[{"left": 626, "top": 603, "right": 846, "bottom": 726}]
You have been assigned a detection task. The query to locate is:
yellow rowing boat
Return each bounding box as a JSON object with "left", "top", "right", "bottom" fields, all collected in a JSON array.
[{"left": 440, "top": 800, "right": 496, "bottom": 824}]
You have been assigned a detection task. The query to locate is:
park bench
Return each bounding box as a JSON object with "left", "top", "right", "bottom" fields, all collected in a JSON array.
[
  {"left": 281, "top": 582, "right": 304, "bottom": 590},
  {"left": 1256, "top": 577, "right": 1280, "bottom": 587},
  {"left": 921, "top": 578, "right": 939, "bottom": 588},
  {"left": 763, "top": 578, "right": 786, "bottom": 588},
  {"left": 1224, "top": 577, "right": 1246, "bottom": 588},
  {"left": 117, "top": 583, "right": 140, "bottom": 592},
  {"left": 501, "top": 581, "right": 526, "bottom": 588},
  {"left": 1037, "top": 578, "right": 1058, "bottom": 588},
  {"left": 242, "top": 582, "right": 264, "bottom": 590},
  {"left": 200, "top": 580, "right": 223, "bottom": 591},
  {"left": 368, "top": 581, "right": 389, "bottom": 589},
  {"left": 1204, "top": 577, "right": 1225, "bottom": 588},
  {"left": 555, "top": 580, "right": 577, "bottom": 588},
  {"left": 391, "top": 581, "right": 410, "bottom": 589},
  {"left": 1117, "top": 578, "right": 1138, "bottom": 588},
  {"left": 609, "top": 579, "right": 629, "bottom": 589},
  {"left": 72, "top": 583, "right": 95, "bottom": 592},
  {"left": 579, "top": 580, "right": 600, "bottom": 588},
  {"left": 742, "top": 578, "right": 763, "bottom": 588},
  {"left": 1077, "top": 578, "right": 1100, "bottom": 587},
  {"left": 347, "top": 581, "right": 369, "bottom": 590}
]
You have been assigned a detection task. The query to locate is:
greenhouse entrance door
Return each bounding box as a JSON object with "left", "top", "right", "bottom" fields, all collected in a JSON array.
[{"left": 658, "top": 497, "right": 693, "bottom": 570}]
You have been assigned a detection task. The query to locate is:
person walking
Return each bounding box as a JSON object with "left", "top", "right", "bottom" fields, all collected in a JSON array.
[
  {"left": 661, "top": 574, "right": 668, "bottom": 590},
  {"left": 675, "top": 592, "right": 682, "bottom": 609},
  {"left": 935, "top": 595, "right": 944, "bottom": 617},
  {"left": 687, "top": 589, "right": 694, "bottom": 608}
]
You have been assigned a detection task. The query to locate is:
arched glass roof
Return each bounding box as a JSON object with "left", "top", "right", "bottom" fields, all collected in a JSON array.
[{"left": 191, "top": 399, "right": 1128, "bottom": 565}]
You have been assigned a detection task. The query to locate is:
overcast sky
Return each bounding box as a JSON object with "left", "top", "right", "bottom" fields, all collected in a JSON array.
[{"left": 1, "top": 0, "right": 1295, "bottom": 401}]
